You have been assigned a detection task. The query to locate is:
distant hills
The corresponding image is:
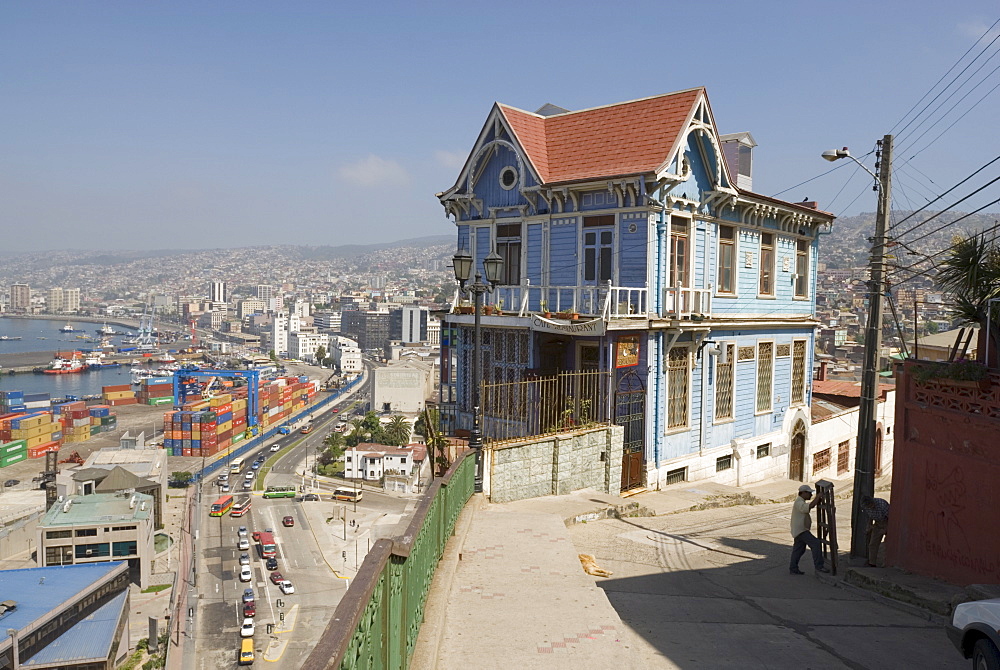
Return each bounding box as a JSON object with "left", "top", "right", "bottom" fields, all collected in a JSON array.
[{"left": 820, "top": 210, "right": 1000, "bottom": 269}]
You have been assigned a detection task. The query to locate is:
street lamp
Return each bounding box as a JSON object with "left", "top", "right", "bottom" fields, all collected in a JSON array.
[
  {"left": 452, "top": 246, "right": 503, "bottom": 492},
  {"left": 821, "top": 137, "right": 894, "bottom": 561}
]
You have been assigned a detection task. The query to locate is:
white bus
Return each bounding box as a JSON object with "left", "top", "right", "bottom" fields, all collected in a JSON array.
[{"left": 229, "top": 457, "right": 246, "bottom": 474}]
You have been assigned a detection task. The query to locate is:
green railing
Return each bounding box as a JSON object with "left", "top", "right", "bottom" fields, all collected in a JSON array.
[{"left": 302, "top": 451, "right": 475, "bottom": 670}]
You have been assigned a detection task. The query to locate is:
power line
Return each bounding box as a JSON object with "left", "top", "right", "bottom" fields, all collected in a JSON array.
[
  {"left": 891, "top": 174, "right": 1000, "bottom": 240},
  {"left": 885, "top": 214, "right": 1000, "bottom": 287},
  {"left": 891, "top": 18, "right": 1000, "bottom": 140}
]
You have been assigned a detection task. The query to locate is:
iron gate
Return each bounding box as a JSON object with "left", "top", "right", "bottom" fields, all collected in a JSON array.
[{"left": 616, "top": 370, "right": 646, "bottom": 491}]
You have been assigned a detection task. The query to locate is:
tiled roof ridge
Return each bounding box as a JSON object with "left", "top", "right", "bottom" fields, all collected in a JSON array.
[{"left": 496, "top": 87, "right": 706, "bottom": 120}]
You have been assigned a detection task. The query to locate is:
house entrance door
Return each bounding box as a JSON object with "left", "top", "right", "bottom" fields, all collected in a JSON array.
[
  {"left": 616, "top": 370, "right": 645, "bottom": 491},
  {"left": 789, "top": 422, "right": 806, "bottom": 481}
]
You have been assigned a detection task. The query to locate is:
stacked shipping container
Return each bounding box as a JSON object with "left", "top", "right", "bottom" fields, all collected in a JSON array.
[
  {"left": 102, "top": 384, "right": 138, "bottom": 406},
  {"left": 137, "top": 378, "right": 174, "bottom": 406},
  {"left": 162, "top": 378, "right": 319, "bottom": 457}
]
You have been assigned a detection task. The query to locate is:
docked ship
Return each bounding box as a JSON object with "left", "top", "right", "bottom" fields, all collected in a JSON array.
[
  {"left": 44, "top": 353, "right": 85, "bottom": 375},
  {"left": 84, "top": 351, "right": 121, "bottom": 370},
  {"left": 96, "top": 323, "right": 116, "bottom": 336},
  {"left": 130, "top": 362, "right": 185, "bottom": 384},
  {"left": 60, "top": 323, "right": 75, "bottom": 333}
]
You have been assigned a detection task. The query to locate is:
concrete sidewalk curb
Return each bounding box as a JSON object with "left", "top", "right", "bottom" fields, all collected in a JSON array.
[{"left": 409, "top": 493, "right": 485, "bottom": 670}]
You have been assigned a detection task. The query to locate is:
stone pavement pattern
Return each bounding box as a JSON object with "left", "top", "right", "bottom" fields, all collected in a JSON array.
[{"left": 415, "top": 479, "right": 965, "bottom": 670}]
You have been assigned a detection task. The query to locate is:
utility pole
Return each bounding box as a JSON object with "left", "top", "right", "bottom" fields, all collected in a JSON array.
[{"left": 851, "top": 134, "right": 892, "bottom": 559}]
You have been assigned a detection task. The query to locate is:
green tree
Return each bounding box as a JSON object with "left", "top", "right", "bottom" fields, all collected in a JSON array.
[
  {"left": 346, "top": 418, "right": 368, "bottom": 447},
  {"left": 314, "top": 345, "right": 327, "bottom": 367},
  {"left": 269, "top": 349, "right": 277, "bottom": 362},
  {"left": 385, "top": 415, "right": 411, "bottom": 446},
  {"left": 937, "top": 232, "right": 1000, "bottom": 360},
  {"left": 169, "top": 471, "right": 194, "bottom": 487}
]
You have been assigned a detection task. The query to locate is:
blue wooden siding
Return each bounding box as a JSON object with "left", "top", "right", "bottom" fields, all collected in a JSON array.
[
  {"left": 618, "top": 213, "right": 647, "bottom": 287},
  {"left": 548, "top": 219, "right": 578, "bottom": 286},
  {"left": 457, "top": 225, "right": 469, "bottom": 253},
  {"left": 648, "top": 328, "right": 816, "bottom": 465},
  {"left": 526, "top": 223, "right": 543, "bottom": 286},
  {"left": 471, "top": 144, "right": 528, "bottom": 210},
  {"left": 475, "top": 226, "right": 491, "bottom": 272}
]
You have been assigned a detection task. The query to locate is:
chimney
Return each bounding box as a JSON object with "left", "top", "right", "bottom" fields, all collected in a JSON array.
[
  {"left": 818, "top": 360, "right": 829, "bottom": 381},
  {"left": 798, "top": 199, "right": 819, "bottom": 210}
]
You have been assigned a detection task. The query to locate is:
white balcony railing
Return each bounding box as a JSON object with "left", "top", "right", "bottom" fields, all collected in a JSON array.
[{"left": 449, "top": 281, "right": 711, "bottom": 321}]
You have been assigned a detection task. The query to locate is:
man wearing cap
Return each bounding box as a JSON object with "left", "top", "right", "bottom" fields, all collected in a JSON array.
[{"left": 789, "top": 483, "right": 830, "bottom": 575}]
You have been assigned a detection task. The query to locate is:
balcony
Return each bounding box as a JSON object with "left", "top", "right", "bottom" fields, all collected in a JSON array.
[{"left": 448, "top": 281, "right": 712, "bottom": 321}]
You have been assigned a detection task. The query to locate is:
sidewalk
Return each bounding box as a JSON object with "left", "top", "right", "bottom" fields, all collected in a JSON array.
[{"left": 414, "top": 475, "right": 978, "bottom": 669}]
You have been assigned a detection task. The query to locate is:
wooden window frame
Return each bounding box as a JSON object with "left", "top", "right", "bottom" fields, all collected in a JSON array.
[
  {"left": 790, "top": 339, "right": 808, "bottom": 406},
  {"left": 666, "top": 346, "right": 691, "bottom": 432},
  {"left": 759, "top": 232, "right": 775, "bottom": 297},
  {"left": 794, "top": 238, "right": 810, "bottom": 299},
  {"left": 755, "top": 340, "right": 774, "bottom": 415},
  {"left": 717, "top": 225, "right": 737, "bottom": 295},
  {"left": 714, "top": 342, "right": 735, "bottom": 424}
]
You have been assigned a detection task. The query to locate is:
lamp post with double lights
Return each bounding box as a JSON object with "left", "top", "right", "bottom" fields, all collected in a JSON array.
[
  {"left": 452, "top": 246, "right": 503, "bottom": 492},
  {"left": 822, "top": 136, "right": 893, "bottom": 560}
]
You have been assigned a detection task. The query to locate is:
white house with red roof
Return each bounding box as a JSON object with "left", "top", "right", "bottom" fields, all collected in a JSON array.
[
  {"left": 344, "top": 443, "right": 424, "bottom": 482},
  {"left": 437, "top": 89, "right": 835, "bottom": 492}
]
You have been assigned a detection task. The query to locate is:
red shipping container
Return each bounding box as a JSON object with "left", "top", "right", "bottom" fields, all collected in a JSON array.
[
  {"left": 102, "top": 384, "right": 131, "bottom": 393},
  {"left": 182, "top": 448, "right": 192, "bottom": 456}
]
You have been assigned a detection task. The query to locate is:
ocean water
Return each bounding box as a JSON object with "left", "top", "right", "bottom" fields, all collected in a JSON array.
[{"left": 0, "top": 317, "right": 137, "bottom": 397}]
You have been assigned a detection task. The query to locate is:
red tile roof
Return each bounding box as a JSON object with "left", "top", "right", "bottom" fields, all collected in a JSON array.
[{"left": 498, "top": 88, "right": 704, "bottom": 184}]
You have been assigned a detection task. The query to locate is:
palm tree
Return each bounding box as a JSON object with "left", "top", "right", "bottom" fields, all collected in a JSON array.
[
  {"left": 385, "top": 415, "right": 411, "bottom": 446},
  {"left": 937, "top": 232, "right": 1000, "bottom": 364}
]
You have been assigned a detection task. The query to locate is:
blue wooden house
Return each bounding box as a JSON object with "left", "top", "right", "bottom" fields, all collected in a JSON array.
[{"left": 437, "top": 88, "right": 835, "bottom": 491}]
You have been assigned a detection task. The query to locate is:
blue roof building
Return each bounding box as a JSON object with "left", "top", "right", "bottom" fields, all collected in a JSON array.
[{"left": 0, "top": 562, "right": 130, "bottom": 669}]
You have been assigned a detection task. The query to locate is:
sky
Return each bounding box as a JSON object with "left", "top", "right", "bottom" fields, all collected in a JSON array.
[{"left": 2, "top": 1, "right": 999, "bottom": 252}]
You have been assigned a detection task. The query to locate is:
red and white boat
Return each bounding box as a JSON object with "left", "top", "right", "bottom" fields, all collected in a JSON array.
[{"left": 44, "top": 353, "right": 85, "bottom": 374}]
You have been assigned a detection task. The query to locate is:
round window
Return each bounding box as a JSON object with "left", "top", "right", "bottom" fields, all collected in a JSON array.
[{"left": 499, "top": 167, "right": 518, "bottom": 190}]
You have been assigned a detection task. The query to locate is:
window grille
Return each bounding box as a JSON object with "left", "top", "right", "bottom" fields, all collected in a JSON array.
[
  {"left": 738, "top": 346, "right": 756, "bottom": 361},
  {"left": 716, "top": 454, "right": 733, "bottom": 472},
  {"left": 756, "top": 342, "right": 774, "bottom": 413},
  {"left": 715, "top": 343, "right": 734, "bottom": 421},
  {"left": 776, "top": 343, "right": 791, "bottom": 357},
  {"left": 667, "top": 347, "right": 690, "bottom": 429},
  {"left": 791, "top": 340, "right": 807, "bottom": 405},
  {"left": 756, "top": 443, "right": 771, "bottom": 458},
  {"left": 837, "top": 440, "right": 850, "bottom": 474},
  {"left": 813, "top": 447, "right": 831, "bottom": 474},
  {"left": 665, "top": 467, "right": 687, "bottom": 485}
]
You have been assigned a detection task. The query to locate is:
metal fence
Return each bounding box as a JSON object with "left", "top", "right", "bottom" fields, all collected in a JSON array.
[
  {"left": 301, "top": 450, "right": 476, "bottom": 670},
  {"left": 481, "top": 370, "right": 613, "bottom": 444}
]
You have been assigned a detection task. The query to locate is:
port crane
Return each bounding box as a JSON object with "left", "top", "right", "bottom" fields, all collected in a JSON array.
[{"left": 172, "top": 369, "right": 261, "bottom": 436}]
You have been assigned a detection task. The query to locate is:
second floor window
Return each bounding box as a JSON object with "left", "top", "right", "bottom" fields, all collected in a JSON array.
[
  {"left": 496, "top": 223, "right": 521, "bottom": 285},
  {"left": 670, "top": 218, "right": 689, "bottom": 288},
  {"left": 759, "top": 233, "right": 774, "bottom": 295},
  {"left": 795, "top": 239, "right": 810, "bottom": 297},
  {"left": 584, "top": 229, "right": 613, "bottom": 282},
  {"left": 718, "top": 225, "right": 735, "bottom": 293}
]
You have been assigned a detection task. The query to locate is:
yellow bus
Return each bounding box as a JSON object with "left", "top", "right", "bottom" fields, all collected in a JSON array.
[
  {"left": 230, "top": 457, "right": 246, "bottom": 474},
  {"left": 238, "top": 638, "right": 254, "bottom": 665},
  {"left": 332, "top": 488, "right": 363, "bottom": 502}
]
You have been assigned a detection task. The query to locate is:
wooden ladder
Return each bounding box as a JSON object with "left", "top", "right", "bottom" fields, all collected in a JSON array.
[{"left": 815, "top": 479, "right": 839, "bottom": 575}]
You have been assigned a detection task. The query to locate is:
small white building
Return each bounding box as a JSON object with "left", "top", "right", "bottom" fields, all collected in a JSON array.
[
  {"left": 372, "top": 360, "right": 434, "bottom": 414},
  {"left": 343, "top": 443, "right": 424, "bottom": 481},
  {"left": 332, "top": 336, "right": 363, "bottom": 376},
  {"left": 289, "top": 331, "right": 330, "bottom": 363}
]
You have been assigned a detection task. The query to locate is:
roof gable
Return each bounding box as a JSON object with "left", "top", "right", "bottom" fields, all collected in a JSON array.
[{"left": 498, "top": 88, "right": 704, "bottom": 185}]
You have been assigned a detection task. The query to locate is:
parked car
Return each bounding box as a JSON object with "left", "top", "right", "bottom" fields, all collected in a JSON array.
[
  {"left": 243, "top": 601, "right": 256, "bottom": 618},
  {"left": 242, "top": 588, "right": 255, "bottom": 604},
  {"left": 239, "top": 553, "right": 250, "bottom": 566},
  {"left": 278, "top": 580, "right": 295, "bottom": 595},
  {"left": 240, "top": 618, "right": 255, "bottom": 638},
  {"left": 282, "top": 516, "right": 294, "bottom": 527},
  {"left": 269, "top": 571, "right": 284, "bottom": 585},
  {"left": 948, "top": 598, "right": 1000, "bottom": 668},
  {"left": 240, "top": 566, "right": 252, "bottom": 582},
  {"left": 3, "top": 479, "right": 19, "bottom": 487},
  {"left": 265, "top": 557, "right": 278, "bottom": 571}
]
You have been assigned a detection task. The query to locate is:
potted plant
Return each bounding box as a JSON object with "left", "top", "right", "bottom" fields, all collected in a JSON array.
[
  {"left": 912, "top": 359, "right": 992, "bottom": 391},
  {"left": 454, "top": 303, "right": 474, "bottom": 315},
  {"left": 539, "top": 300, "right": 551, "bottom": 318},
  {"left": 483, "top": 304, "right": 496, "bottom": 316},
  {"left": 555, "top": 310, "right": 580, "bottom": 320}
]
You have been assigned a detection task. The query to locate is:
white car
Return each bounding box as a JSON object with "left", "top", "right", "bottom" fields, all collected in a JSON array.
[
  {"left": 240, "top": 617, "right": 255, "bottom": 638},
  {"left": 270, "top": 444, "right": 280, "bottom": 452},
  {"left": 278, "top": 580, "right": 295, "bottom": 595},
  {"left": 245, "top": 472, "right": 254, "bottom": 480},
  {"left": 239, "top": 566, "right": 252, "bottom": 582},
  {"left": 221, "top": 484, "right": 230, "bottom": 493},
  {"left": 238, "top": 538, "right": 250, "bottom": 551},
  {"left": 948, "top": 597, "right": 1000, "bottom": 667},
  {"left": 238, "top": 526, "right": 248, "bottom": 537},
  {"left": 239, "top": 553, "right": 250, "bottom": 566}
]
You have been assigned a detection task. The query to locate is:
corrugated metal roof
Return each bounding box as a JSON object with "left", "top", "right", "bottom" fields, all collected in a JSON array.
[
  {"left": 0, "top": 563, "right": 126, "bottom": 634},
  {"left": 21, "top": 590, "right": 128, "bottom": 666}
]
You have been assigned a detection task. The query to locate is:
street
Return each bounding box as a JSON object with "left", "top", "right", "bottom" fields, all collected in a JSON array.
[
  {"left": 188, "top": 384, "right": 417, "bottom": 668},
  {"left": 566, "top": 500, "right": 964, "bottom": 669}
]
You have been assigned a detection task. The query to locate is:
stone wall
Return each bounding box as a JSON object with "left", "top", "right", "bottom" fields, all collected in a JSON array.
[{"left": 486, "top": 425, "right": 624, "bottom": 503}]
